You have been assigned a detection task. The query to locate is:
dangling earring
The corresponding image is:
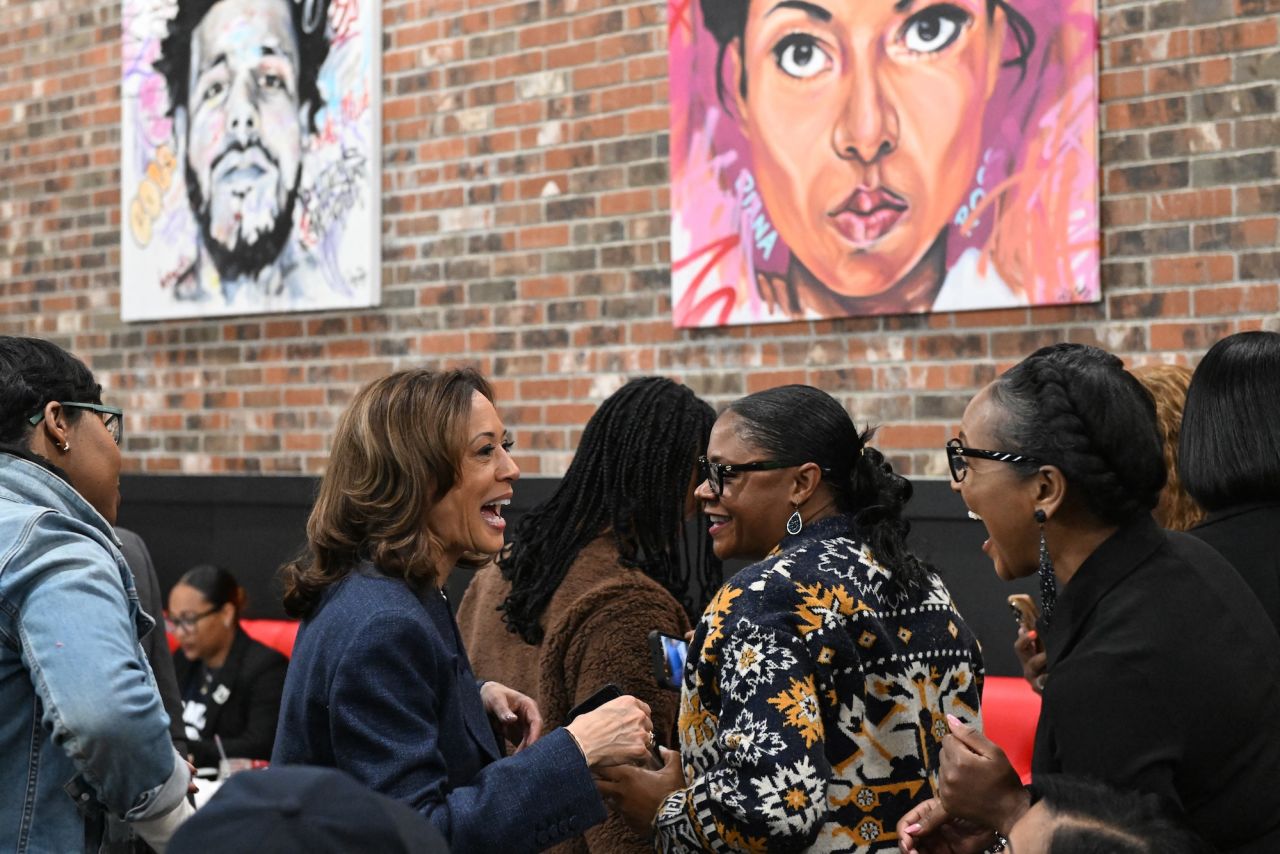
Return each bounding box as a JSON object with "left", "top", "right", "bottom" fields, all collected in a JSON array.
[
  {"left": 785, "top": 503, "right": 803, "bottom": 536},
  {"left": 60, "top": 442, "right": 71, "bottom": 452},
  {"left": 1035, "top": 508, "right": 1057, "bottom": 623}
]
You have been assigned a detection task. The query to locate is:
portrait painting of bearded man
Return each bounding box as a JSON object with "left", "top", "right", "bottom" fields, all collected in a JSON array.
[{"left": 122, "top": 0, "right": 379, "bottom": 320}]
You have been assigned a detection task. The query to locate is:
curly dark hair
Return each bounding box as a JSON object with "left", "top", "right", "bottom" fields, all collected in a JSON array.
[
  {"left": 153, "top": 0, "right": 330, "bottom": 134},
  {"left": 498, "top": 378, "right": 721, "bottom": 644},
  {"left": 726, "top": 384, "right": 932, "bottom": 592},
  {"left": 698, "top": 0, "right": 1036, "bottom": 107},
  {"left": 988, "top": 343, "right": 1165, "bottom": 526},
  {"left": 0, "top": 336, "right": 101, "bottom": 447}
]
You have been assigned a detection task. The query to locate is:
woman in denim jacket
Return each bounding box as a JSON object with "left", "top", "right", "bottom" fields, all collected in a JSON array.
[{"left": 0, "top": 337, "right": 192, "bottom": 853}]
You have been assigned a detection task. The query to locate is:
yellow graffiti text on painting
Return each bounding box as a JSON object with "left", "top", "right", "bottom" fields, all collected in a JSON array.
[{"left": 128, "top": 145, "right": 176, "bottom": 246}]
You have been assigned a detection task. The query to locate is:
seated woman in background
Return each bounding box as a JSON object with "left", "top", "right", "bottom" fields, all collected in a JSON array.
[
  {"left": 169, "top": 564, "right": 288, "bottom": 768},
  {"left": 1180, "top": 330, "right": 1280, "bottom": 636},
  {"left": 458, "top": 376, "right": 718, "bottom": 854},
  {"left": 899, "top": 343, "right": 1280, "bottom": 853},
  {"left": 600, "top": 385, "right": 984, "bottom": 851},
  {"left": 272, "top": 368, "right": 656, "bottom": 852}
]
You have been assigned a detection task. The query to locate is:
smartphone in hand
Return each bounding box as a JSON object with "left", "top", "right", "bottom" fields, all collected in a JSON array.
[
  {"left": 1007, "top": 594, "right": 1040, "bottom": 634},
  {"left": 648, "top": 630, "right": 689, "bottom": 692},
  {"left": 566, "top": 683, "right": 623, "bottom": 723}
]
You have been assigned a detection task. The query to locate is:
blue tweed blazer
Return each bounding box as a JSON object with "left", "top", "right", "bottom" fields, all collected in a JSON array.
[{"left": 272, "top": 567, "right": 604, "bottom": 851}]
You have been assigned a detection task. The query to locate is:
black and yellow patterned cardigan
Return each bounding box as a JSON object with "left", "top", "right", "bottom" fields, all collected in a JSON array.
[{"left": 654, "top": 514, "right": 984, "bottom": 853}]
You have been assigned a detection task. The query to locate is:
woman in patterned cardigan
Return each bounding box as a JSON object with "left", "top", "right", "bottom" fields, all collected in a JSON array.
[{"left": 600, "top": 385, "right": 984, "bottom": 852}]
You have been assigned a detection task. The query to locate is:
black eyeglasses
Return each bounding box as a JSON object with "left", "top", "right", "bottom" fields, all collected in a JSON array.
[
  {"left": 28, "top": 402, "right": 124, "bottom": 446},
  {"left": 166, "top": 607, "right": 220, "bottom": 634},
  {"left": 945, "top": 438, "right": 1041, "bottom": 483},
  {"left": 698, "top": 455, "right": 792, "bottom": 497}
]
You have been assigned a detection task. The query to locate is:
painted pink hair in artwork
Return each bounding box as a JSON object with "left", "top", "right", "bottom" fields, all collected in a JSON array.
[{"left": 968, "top": 1, "right": 1100, "bottom": 306}]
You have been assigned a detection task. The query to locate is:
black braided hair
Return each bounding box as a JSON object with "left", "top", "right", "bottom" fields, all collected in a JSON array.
[
  {"left": 726, "top": 385, "right": 933, "bottom": 592},
  {"left": 498, "top": 378, "right": 720, "bottom": 645},
  {"left": 988, "top": 343, "right": 1165, "bottom": 526},
  {"left": 0, "top": 336, "right": 101, "bottom": 446}
]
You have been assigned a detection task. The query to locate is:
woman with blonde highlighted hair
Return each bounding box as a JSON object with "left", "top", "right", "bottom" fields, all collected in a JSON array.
[
  {"left": 1132, "top": 364, "right": 1203, "bottom": 532},
  {"left": 273, "top": 368, "right": 656, "bottom": 851}
]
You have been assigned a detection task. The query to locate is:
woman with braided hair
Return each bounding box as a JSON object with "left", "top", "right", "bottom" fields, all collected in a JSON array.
[
  {"left": 457, "top": 376, "right": 719, "bottom": 854},
  {"left": 899, "top": 343, "right": 1280, "bottom": 854},
  {"left": 595, "top": 384, "right": 983, "bottom": 852}
]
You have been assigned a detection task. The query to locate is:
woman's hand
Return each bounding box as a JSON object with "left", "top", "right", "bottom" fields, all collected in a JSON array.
[
  {"left": 479, "top": 681, "right": 542, "bottom": 752},
  {"left": 937, "top": 715, "right": 1030, "bottom": 836},
  {"left": 1014, "top": 627, "right": 1047, "bottom": 693},
  {"left": 896, "top": 798, "right": 995, "bottom": 854},
  {"left": 595, "top": 746, "right": 684, "bottom": 838},
  {"left": 564, "top": 695, "right": 653, "bottom": 768}
]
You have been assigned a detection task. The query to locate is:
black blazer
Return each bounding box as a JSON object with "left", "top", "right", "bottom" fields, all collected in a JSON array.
[
  {"left": 173, "top": 627, "right": 288, "bottom": 767},
  {"left": 1033, "top": 517, "right": 1280, "bottom": 852},
  {"left": 1189, "top": 502, "right": 1280, "bottom": 639}
]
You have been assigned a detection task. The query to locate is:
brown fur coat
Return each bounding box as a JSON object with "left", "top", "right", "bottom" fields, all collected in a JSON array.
[{"left": 457, "top": 536, "right": 690, "bottom": 854}]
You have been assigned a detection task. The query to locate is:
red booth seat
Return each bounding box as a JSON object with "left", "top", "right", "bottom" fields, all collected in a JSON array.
[
  {"left": 981, "top": 675, "right": 1041, "bottom": 783},
  {"left": 241, "top": 619, "right": 300, "bottom": 658},
  {"left": 164, "top": 618, "right": 300, "bottom": 659}
]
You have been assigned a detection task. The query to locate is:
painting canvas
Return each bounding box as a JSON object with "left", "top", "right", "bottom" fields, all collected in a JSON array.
[
  {"left": 121, "top": 0, "right": 379, "bottom": 321},
  {"left": 669, "top": 0, "right": 1099, "bottom": 327}
]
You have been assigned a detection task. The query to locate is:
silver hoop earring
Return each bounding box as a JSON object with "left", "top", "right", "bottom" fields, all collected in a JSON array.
[{"left": 785, "top": 505, "right": 803, "bottom": 536}]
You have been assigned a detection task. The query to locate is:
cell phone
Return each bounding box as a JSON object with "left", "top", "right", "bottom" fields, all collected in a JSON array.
[
  {"left": 648, "top": 630, "right": 689, "bottom": 692},
  {"left": 566, "top": 683, "right": 623, "bottom": 723},
  {"left": 1007, "top": 594, "right": 1040, "bottom": 633}
]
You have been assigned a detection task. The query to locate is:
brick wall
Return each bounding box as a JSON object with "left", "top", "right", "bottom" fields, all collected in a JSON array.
[{"left": 0, "top": 0, "right": 1276, "bottom": 477}]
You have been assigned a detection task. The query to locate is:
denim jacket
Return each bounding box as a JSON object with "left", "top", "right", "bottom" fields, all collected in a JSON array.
[{"left": 0, "top": 452, "right": 188, "bottom": 853}]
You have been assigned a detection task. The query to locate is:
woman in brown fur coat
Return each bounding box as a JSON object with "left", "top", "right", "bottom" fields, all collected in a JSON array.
[{"left": 458, "top": 377, "right": 720, "bottom": 854}]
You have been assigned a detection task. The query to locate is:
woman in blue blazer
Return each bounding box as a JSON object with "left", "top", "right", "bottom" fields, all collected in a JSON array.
[{"left": 272, "top": 368, "right": 655, "bottom": 852}]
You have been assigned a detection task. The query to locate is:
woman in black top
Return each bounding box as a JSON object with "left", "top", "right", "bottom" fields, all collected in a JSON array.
[
  {"left": 168, "top": 564, "right": 287, "bottom": 768},
  {"left": 1180, "top": 330, "right": 1280, "bottom": 636},
  {"left": 899, "top": 343, "right": 1280, "bottom": 854}
]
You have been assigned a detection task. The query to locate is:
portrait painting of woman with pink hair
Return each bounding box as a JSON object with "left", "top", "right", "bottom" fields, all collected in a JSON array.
[{"left": 669, "top": 0, "right": 1099, "bottom": 326}]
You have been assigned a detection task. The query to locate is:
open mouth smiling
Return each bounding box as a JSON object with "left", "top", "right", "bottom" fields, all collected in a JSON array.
[{"left": 480, "top": 497, "right": 511, "bottom": 530}]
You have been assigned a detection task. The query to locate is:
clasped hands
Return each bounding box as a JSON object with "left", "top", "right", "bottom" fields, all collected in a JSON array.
[{"left": 897, "top": 715, "right": 1030, "bottom": 854}]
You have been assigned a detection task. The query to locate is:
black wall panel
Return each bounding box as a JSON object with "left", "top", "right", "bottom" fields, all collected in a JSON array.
[{"left": 118, "top": 475, "right": 1035, "bottom": 677}]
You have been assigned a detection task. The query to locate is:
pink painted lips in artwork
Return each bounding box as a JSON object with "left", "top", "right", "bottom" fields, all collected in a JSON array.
[{"left": 829, "top": 185, "right": 909, "bottom": 249}]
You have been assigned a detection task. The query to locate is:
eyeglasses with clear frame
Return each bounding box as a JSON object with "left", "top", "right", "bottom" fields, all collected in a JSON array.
[
  {"left": 697, "top": 455, "right": 795, "bottom": 498},
  {"left": 28, "top": 402, "right": 124, "bottom": 446},
  {"left": 945, "top": 438, "right": 1042, "bottom": 483},
  {"left": 166, "top": 607, "right": 220, "bottom": 634}
]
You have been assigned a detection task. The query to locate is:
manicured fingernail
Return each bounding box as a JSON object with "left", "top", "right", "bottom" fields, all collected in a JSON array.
[
  {"left": 905, "top": 823, "right": 921, "bottom": 834},
  {"left": 504, "top": 713, "right": 517, "bottom": 721},
  {"left": 946, "top": 714, "right": 963, "bottom": 729},
  {"left": 1027, "top": 630, "right": 1037, "bottom": 640}
]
